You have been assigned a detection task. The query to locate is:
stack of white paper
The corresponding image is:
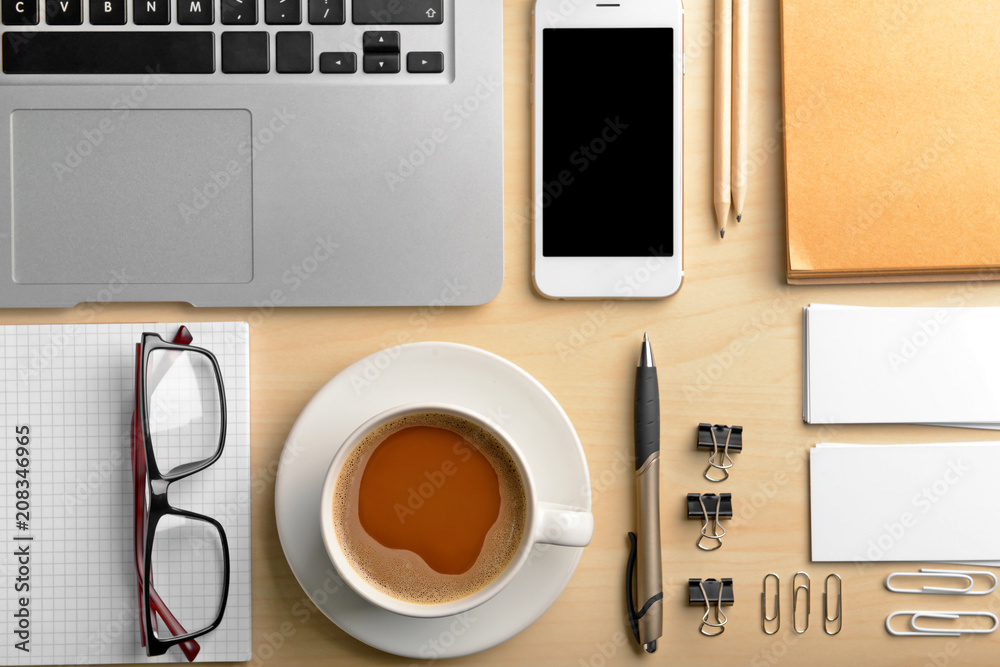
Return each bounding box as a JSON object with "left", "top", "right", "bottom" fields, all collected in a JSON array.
[
  {"left": 811, "top": 442, "right": 1000, "bottom": 562},
  {"left": 803, "top": 304, "right": 1000, "bottom": 428}
]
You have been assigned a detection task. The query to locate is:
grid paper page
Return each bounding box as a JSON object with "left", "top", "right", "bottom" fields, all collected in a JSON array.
[{"left": 0, "top": 323, "right": 251, "bottom": 664}]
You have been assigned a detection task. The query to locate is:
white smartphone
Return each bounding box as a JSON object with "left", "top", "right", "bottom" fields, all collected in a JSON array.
[{"left": 532, "top": 0, "right": 684, "bottom": 299}]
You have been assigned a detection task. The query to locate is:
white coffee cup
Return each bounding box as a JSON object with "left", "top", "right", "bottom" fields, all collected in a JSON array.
[{"left": 319, "top": 402, "right": 594, "bottom": 618}]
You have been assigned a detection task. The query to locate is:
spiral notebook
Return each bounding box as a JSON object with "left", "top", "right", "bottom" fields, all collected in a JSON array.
[{"left": 0, "top": 323, "right": 251, "bottom": 664}]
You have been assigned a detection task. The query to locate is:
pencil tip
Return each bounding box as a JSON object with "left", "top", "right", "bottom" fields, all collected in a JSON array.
[
  {"left": 720, "top": 229, "right": 725, "bottom": 239},
  {"left": 736, "top": 213, "right": 742, "bottom": 223},
  {"left": 643, "top": 332, "right": 649, "bottom": 342}
]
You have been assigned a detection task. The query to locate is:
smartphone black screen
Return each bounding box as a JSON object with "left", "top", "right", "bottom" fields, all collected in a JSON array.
[{"left": 541, "top": 27, "right": 674, "bottom": 257}]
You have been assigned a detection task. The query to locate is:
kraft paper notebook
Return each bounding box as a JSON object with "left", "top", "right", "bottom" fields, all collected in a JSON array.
[
  {"left": 780, "top": 0, "right": 1000, "bottom": 284},
  {"left": 0, "top": 323, "right": 251, "bottom": 664}
]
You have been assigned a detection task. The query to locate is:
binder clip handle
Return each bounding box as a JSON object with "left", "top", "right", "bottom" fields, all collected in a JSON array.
[
  {"left": 688, "top": 578, "right": 734, "bottom": 637},
  {"left": 697, "top": 424, "right": 743, "bottom": 483},
  {"left": 687, "top": 493, "right": 733, "bottom": 551}
]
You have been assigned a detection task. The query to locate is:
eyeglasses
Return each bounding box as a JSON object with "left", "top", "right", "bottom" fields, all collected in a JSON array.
[{"left": 131, "top": 327, "right": 231, "bottom": 660}]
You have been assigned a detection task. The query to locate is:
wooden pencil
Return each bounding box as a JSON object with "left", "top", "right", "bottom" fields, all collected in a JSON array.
[
  {"left": 732, "top": 0, "right": 749, "bottom": 223},
  {"left": 714, "top": 0, "right": 733, "bottom": 238}
]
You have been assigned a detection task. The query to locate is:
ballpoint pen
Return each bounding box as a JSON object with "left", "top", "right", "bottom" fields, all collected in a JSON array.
[{"left": 626, "top": 333, "right": 663, "bottom": 653}]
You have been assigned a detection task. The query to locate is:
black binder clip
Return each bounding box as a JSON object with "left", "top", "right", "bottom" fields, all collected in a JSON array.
[
  {"left": 689, "top": 578, "right": 734, "bottom": 636},
  {"left": 687, "top": 493, "right": 733, "bottom": 551},
  {"left": 697, "top": 423, "right": 743, "bottom": 482}
]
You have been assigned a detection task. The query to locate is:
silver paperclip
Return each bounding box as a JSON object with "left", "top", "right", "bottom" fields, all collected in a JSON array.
[
  {"left": 762, "top": 574, "right": 780, "bottom": 635},
  {"left": 697, "top": 494, "right": 726, "bottom": 551},
  {"left": 885, "top": 569, "right": 998, "bottom": 596},
  {"left": 792, "top": 572, "right": 810, "bottom": 634},
  {"left": 699, "top": 580, "right": 728, "bottom": 637},
  {"left": 823, "top": 574, "right": 842, "bottom": 635},
  {"left": 704, "top": 427, "right": 734, "bottom": 482},
  {"left": 886, "top": 611, "right": 999, "bottom": 637}
]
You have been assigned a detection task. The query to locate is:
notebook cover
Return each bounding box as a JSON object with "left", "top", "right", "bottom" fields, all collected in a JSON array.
[
  {"left": 788, "top": 269, "right": 1000, "bottom": 285},
  {"left": 780, "top": 0, "right": 1000, "bottom": 281},
  {"left": 0, "top": 323, "right": 251, "bottom": 664}
]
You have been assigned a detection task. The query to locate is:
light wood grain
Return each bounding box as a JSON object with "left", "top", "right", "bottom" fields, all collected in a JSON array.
[{"left": 5, "top": 1, "right": 1000, "bottom": 665}]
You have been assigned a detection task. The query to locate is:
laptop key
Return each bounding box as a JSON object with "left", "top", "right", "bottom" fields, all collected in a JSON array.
[
  {"left": 132, "top": 0, "right": 167, "bottom": 23},
  {"left": 306, "top": 0, "right": 340, "bottom": 24},
  {"left": 352, "top": 0, "right": 440, "bottom": 24},
  {"left": 362, "top": 30, "right": 398, "bottom": 53},
  {"left": 275, "top": 30, "right": 311, "bottom": 73},
  {"left": 177, "top": 0, "right": 211, "bottom": 24},
  {"left": 2, "top": 0, "right": 37, "bottom": 24},
  {"left": 220, "top": 0, "right": 254, "bottom": 23},
  {"left": 89, "top": 0, "right": 124, "bottom": 23},
  {"left": 222, "top": 31, "right": 268, "bottom": 72},
  {"left": 46, "top": 0, "right": 81, "bottom": 23},
  {"left": 319, "top": 51, "right": 354, "bottom": 73},
  {"left": 1, "top": 31, "right": 214, "bottom": 73},
  {"left": 406, "top": 51, "right": 442, "bottom": 73},
  {"left": 264, "top": 0, "right": 298, "bottom": 24},
  {"left": 363, "top": 53, "right": 398, "bottom": 74}
]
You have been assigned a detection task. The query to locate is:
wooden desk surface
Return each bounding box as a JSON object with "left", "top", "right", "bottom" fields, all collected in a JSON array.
[{"left": 6, "top": 1, "right": 1000, "bottom": 665}]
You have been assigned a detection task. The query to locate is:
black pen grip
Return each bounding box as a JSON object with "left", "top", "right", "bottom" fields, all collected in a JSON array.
[{"left": 633, "top": 367, "right": 659, "bottom": 470}]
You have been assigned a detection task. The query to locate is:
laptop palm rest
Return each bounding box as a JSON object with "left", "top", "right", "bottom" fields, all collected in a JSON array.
[{"left": 11, "top": 109, "right": 253, "bottom": 285}]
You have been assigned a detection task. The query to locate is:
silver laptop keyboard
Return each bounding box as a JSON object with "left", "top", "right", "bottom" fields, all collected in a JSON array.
[{"left": 0, "top": 0, "right": 447, "bottom": 76}]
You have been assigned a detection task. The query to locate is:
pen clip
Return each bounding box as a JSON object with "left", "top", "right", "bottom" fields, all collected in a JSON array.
[
  {"left": 626, "top": 531, "right": 663, "bottom": 650},
  {"left": 626, "top": 532, "right": 641, "bottom": 645}
]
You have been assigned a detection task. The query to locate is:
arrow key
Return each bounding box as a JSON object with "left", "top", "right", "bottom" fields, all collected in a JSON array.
[
  {"left": 319, "top": 51, "right": 356, "bottom": 73},
  {"left": 363, "top": 52, "right": 399, "bottom": 73},
  {"left": 362, "top": 30, "right": 398, "bottom": 53},
  {"left": 406, "top": 51, "right": 442, "bottom": 73}
]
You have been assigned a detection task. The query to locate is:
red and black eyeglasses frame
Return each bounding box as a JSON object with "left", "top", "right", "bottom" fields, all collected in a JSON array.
[{"left": 131, "top": 327, "right": 231, "bottom": 660}]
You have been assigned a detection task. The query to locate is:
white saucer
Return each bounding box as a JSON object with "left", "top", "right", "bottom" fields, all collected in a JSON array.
[{"left": 275, "top": 342, "right": 592, "bottom": 659}]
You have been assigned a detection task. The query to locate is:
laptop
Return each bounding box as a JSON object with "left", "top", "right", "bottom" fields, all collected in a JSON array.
[{"left": 0, "top": 0, "right": 503, "bottom": 307}]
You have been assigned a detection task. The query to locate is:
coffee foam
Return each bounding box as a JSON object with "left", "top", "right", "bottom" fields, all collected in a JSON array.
[{"left": 333, "top": 412, "right": 527, "bottom": 605}]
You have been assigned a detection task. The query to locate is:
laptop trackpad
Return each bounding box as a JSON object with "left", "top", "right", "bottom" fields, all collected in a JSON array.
[{"left": 11, "top": 109, "right": 253, "bottom": 285}]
